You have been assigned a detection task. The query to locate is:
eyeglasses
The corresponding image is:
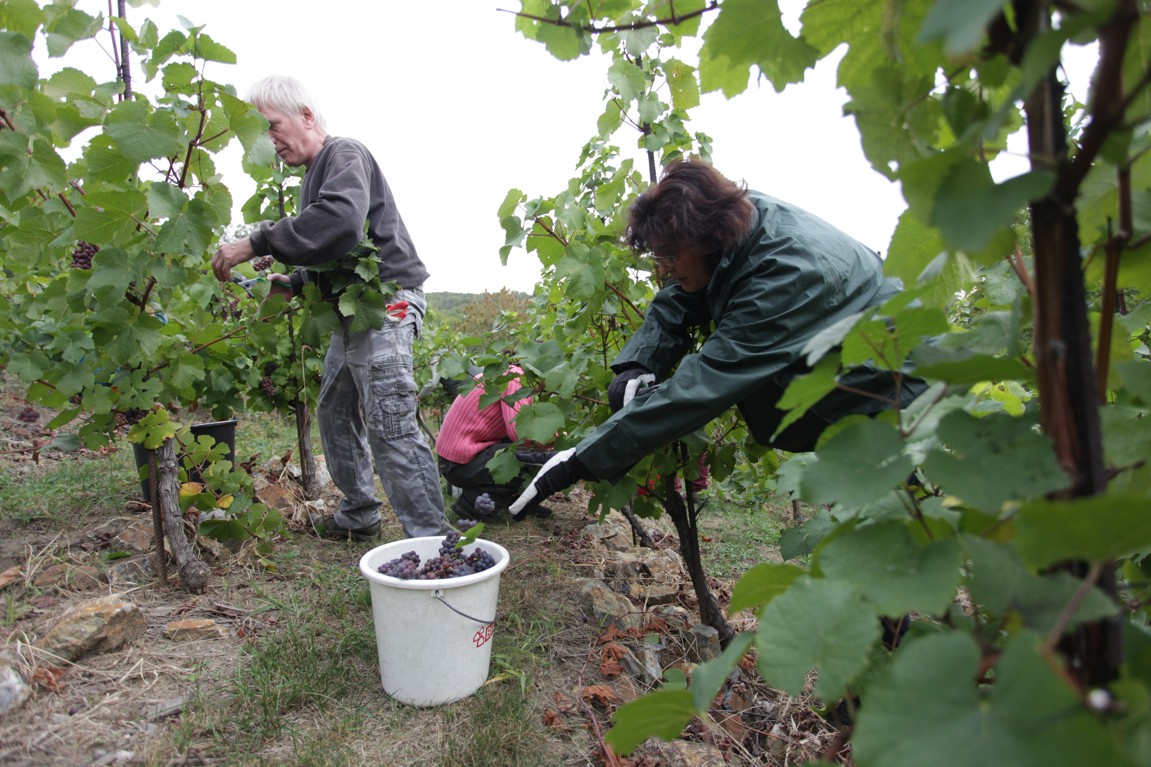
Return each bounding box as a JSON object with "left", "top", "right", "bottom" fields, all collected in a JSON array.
[{"left": 647, "top": 246, "right": 683, "bottom": 268}]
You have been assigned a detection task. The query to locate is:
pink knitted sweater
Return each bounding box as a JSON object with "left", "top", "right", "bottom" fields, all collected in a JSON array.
[{"left": 435, "top": 367, "right": 530, "bottom": 464}]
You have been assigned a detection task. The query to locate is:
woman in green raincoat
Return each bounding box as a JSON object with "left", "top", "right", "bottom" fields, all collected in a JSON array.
[{"left": 511, "top": 159, "right": 927, "bottom": 517}]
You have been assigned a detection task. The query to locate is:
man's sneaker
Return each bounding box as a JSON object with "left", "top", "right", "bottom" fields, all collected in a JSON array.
[{"left": 307, "top": 513, "right": 380, "bottom": 542}]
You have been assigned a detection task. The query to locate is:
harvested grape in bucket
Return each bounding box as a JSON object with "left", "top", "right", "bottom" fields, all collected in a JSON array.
[{"left": 376, "top": 531, "right": 497, "bottom": 580}]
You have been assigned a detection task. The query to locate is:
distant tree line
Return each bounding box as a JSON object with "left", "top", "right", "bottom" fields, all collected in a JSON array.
[{"left": 427, "top": 288, "right": 532, "bottom": 338}]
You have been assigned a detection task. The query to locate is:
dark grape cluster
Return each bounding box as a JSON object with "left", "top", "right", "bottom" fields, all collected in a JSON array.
[
  {"left": 376, "top": 532, "right": 497, "bottom": 580},
  {"left": 71, "top": 241, "right": 99, "bottom": 270},
  {"left": 211, "top": 296, "right": 243, "bottom": 322},
  {"left": 439, "top": 531, "right": 463, "bottom": 555},
  {"left": 17, "top": 406, "right": 39, "bottom": 423},
  {"left": 114, "top": 408, "right": 148, "bottom": 431},
  {"left": 474, "top": 493, "right": 497, "bottom": 516},
  {"left": 252, "top": 255, "right": 275, "bottom": 271},
  {"left": 376, "top": 550, "right": 421, "bottom": 579},
  {"left": 260, "top": 376, "right": 277, "bottom": 397}
]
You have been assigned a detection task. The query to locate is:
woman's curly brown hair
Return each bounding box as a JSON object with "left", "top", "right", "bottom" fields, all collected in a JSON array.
[{"left": 626, "top": 159, "right": 756, "bottom": 269}]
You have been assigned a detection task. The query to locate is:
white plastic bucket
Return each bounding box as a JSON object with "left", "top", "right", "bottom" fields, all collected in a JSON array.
[{"left": 358, "top": 536, "right": 510, "bottom": 706}]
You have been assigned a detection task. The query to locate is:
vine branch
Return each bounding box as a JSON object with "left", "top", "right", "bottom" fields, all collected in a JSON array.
[{"left": 497, "top": 1, "right": 718, "bottom": 34}]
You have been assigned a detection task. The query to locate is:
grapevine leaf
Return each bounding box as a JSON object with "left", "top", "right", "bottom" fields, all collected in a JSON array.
[
  {"left": 1100, "top": 405, "right": 1151, "bottom": 497},
  {"left": 1014, "top": 495, "right": 1151, "bottom": 569},
  {"left": 104, "top": 99, "right": 183, "bottom": 163},
  {"left": 699, "top": 0, "right": 818, "bottom": 96},
  {"left": 1127, "top": 620, "right": 1151, "bottom": 684},
  {"left": 604, "top": 689, "right": 696, "bottom": 756},
  {"left": 1115, "top": 357, "right": 1151, "bottom": 406},
  {"left": 801, "top": 310, "right": 866, "bottom": 365},
  {"left": 513, "top": 401, "right": 566, "bottom": 446},
  {"left": 688, "top": 632, "right": 755, "bottom": 712},
  {"left": 912, "top": 348, "right": 1035, "bottom": 386},
  {"left": 557, "top": 246, "right": 603, "bottom": 300},
  {"left": 0, "top": 31, "right": 37, "bottom": 87},
  {"left": 818, "top": 522, "right": 963, "bottom": 617},
  {"left": 964, "top": 536, "right": 1121, "bottom": 634},
  {"left": 779, "top": 506, "right": 835, "bottom": 561},
  {"left": 519, "top": 341, "right": 576, "bottom": 393},
  {"left": 0, "top": 1, "right": 42, "bottom": 42},
  {"left": 485, "top": 447, "right": 522, "bottom": 485},
  {"left": 103, "top": 314, "right": 165, "bottom": 364},
  {"left": 128, "top": 408, "right": 176, "bottom": 449},
  {"left": 337, "top": 285, "right": 389, "bottom": 333},
  {"left": 51, "top": 362, "right": 94, "bottom": 397},
  {"left": 154, "top": 196, "right": 217, "bottom": 256},
  {"left": 146, "top": 181, "right": 188, "bottom": 220},
  {"left": 853, "top": 633, "right": 1135, "bottom": 767},
  {"left": 932, "top": 162, "right": 1055, "bottom": 252},
  {"left": 42, "top": 5, "right": 101, "bottom": 57},
  {"left": 198, "top": 518, "right": 250, "bottom": 543},
  {"left": 0, "top": 132, "right": 67, "bottom": 200},
  {"left": 514, "top": 0, "right": 589, "bottom": 61},
  {"left": 921, "top": 410, "right": 1069, "bottom": 514},
  {"left": 665, "top": 57, "right": 700, "bottom": 111},
  {"left": 86, "top": 251, "right": 135, "bottom": 306},
  {"left": 755, "top": 576, "right": 880, "bottom": 700},
  {"left": 799, "top": 420, "right": 912, "bottom": 506},
  {"left": 187, "top": 33, "right": 236, "bottom": 64},
  {"left": 45, "top": 408, "right": 83, "bottom": 431},
  {"left": 774, "top": 355, "right": 839, "bottom": 436},
  {"left": 918, "top": 0, "right": 1010, "bottom": 58},
  {"left": 166, "top": 352, "right": 207, "bottom": 397},
  {"left": 81, "top": 134, "right": 140, "bottom": 186},
  {"left": 607, "top": 58, "right": 645, "bottom": 103},
  {"left": 621, "top": 23, "right": 660, "bottom": 58},
  {"left": 729, "top": 562, "right": 806, "bottom": 614},
  {"left": 144, "top": 30, "right": 186, "bottom": 80},
  {"left": 2, "top": 206, "right": 66, "bottom": 257},
  {"left": 885, "top": 211, "right": 981, "bottom": 310},
  {"left": 841, "top": 306, "right": 950, "bottom": 370},
  {"left": 52, "top": 329, "right": 93, "bottom": 363},
  {"left": 74, "top": 190, "right": 149, "bottom": 245},
  {"left": 43, "top": 433, "right": 84, "bottom": 452}
]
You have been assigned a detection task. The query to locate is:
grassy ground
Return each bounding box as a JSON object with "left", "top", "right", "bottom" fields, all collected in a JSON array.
[{"left": 0, "top": 401, "right": 820, "bottom": 766}]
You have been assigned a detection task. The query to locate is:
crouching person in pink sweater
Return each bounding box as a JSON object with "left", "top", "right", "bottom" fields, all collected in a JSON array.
[{"left": 435, "top": 365, "right": 553, "bottom": 522}]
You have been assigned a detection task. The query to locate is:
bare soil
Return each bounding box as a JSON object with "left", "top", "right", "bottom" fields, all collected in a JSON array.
[{"left": 0, "top": 388, "right": 839, "bottom": 767}]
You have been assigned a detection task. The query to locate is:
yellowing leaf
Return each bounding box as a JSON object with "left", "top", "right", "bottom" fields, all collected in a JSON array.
[
  {"left": 179, "top": 482, "right": 204, "bottom": 498},
  {"left": 215, "top": 494, "right": 234, "bottom": 509}
]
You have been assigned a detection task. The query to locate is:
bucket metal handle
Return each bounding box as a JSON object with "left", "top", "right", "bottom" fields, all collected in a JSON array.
[{"left": 433, "top": 589, "right": 495, "bottom": 625}]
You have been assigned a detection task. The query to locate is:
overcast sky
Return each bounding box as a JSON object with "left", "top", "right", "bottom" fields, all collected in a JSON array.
[{"left": 50, "top": 2, "right": 1090, "bottom": 294}]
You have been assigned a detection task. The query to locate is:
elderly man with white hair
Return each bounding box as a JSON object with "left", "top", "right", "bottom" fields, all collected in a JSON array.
[{"left": 212, "top": 74, "right": 450, "bottom": 542}]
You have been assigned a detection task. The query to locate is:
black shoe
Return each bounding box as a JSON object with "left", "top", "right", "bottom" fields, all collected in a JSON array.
[
  {"left": 512, "top": 503, "right": 553, "bottom": 522},
  {"left": 307, "top": 513, "right": 380, "bottom": 542}
]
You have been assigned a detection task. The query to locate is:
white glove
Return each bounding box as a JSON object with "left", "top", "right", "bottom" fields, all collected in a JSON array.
[
  {"left": 622, "top": 373, "right": 657, "bottom": 408},
  {"left": 510, "top": 447, "right": 581, "bottom": 518}
]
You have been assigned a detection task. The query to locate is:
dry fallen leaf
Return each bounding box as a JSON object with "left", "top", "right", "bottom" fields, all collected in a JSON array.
[{"left": 581, "top": 684, "right": 619, "bottom": 707}]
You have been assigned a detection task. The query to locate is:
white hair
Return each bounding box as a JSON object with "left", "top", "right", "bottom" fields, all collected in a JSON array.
[{"left": 246, "top": 75, "right": 327, "bottom": 131}]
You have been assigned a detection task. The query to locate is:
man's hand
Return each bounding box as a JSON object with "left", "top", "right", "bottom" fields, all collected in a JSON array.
[
  {"left": 608, "top": 367, "right": 656, "bottom": 412},
  {"left": 266, "top": 272, "right": 292, "bottom": 299},
  {"left": 509, "top": 448, "right": 593, "bottom": 519},
  {"left": 211, "top": 238, "right": 257, "bottom": 282}
]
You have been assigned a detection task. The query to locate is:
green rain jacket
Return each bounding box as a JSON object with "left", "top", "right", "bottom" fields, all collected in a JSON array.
[{"left": 575, "top": 191, "right": 927, "bottom": 481}]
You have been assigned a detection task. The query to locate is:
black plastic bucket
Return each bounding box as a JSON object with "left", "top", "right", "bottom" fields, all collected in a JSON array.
[{"left": 133, "top": 419, "right": 237, "bottom": 501}]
